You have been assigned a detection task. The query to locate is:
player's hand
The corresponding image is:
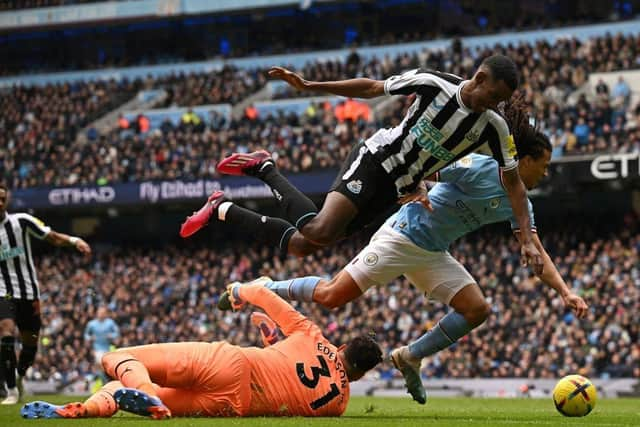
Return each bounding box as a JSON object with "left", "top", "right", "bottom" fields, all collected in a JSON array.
[
  {"left": 226, "top": 282, "right": 246, "bottom": 311},
  {"left": 268, "top": 66, "right": 308, "bottom": 91},
  {"left": 562, "top": 292, "right": 589, "bottom": 319},
  {"left": 75, "top": 238, "right": 92, "bottom": 256},
  {"left": 520, "top": 241, "right": 543, "bottom": 275},
  {"left": 398, "top": 181, "right": 433, "bottom": 211}
]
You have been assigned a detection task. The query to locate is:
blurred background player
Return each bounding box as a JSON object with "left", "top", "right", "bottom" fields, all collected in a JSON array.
[
  {"left": 217, "top": 102, "right": 589, "bottom": 404},
  {"left": 83, "top": 307, "right": 119, "bottom": 391},
  {"left": 21, "top": 281, "right": 382, "bottom": 419},
  {"left": 181, "top": 55, "right": 544, "bottom": 275},
  {"left": 0, "top": 184, "right": 91, "bottom": 404}
]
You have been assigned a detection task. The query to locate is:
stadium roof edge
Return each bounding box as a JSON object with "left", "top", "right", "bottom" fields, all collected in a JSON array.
[
  {"left": 0, "top": 18, "right": 638, "bottom": 88},
  {"left": 0, "top": 0, "right": 337, "bottom": 31}
]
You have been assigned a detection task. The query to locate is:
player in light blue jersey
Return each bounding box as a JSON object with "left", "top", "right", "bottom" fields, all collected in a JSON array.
[
  {"left": 84, "top": 307, "right": 119, "bottom": 384},
  {"left": 217, "top": 102, "right": 588, "bottom": 404}
]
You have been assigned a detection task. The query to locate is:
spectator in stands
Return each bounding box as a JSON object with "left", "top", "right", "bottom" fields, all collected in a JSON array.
[
  {"left": 180, "top": 108, "right": 204, "bottom": 133},
  {"left": 244, "top": 104, "right": 259, "bottom": 121},
  {"left": 135, "top": 114, "right": 150, "bottom": 134},
  {"left": 117, "top": 114, "right": 129, "bottom": 131},
  {"left": 573, "top": 117, "right": 590, "bottom": 147},
  {"left": 612, "top": 76, "right": 631, "bottom": 106},
  {"left": 595, "top": 78, "right": 609, "bottom": 97}
]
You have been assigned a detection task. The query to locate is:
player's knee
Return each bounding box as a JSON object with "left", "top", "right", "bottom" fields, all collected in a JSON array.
[
  {"left": 0, "top": 319, "right": 15, "bottom": 336},
  {"left": 287, "top": 233, "right": 319, "bottom": 257},
  {"left": 299, "top": 217, "right": 340, "bottom": 246},
  {"left": 463, "top": 301, "right": 491, "bottom": 327},
  {"left": 101, "top": 351, "right": 117, "bottom": 374}
]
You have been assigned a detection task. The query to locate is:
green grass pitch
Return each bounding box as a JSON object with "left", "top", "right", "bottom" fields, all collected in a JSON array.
[{"left": 2, "top": 395, "right": 639, "bottom": 426}]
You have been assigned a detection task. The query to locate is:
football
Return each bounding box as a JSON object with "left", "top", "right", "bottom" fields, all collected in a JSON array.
[{"left": 552, "top": 374, "right": 597, "bottom": 417}]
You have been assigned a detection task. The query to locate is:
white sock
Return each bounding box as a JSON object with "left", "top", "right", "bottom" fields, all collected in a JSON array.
[{"left": 218, "top": 202, "right": 233, "bottom": 221}]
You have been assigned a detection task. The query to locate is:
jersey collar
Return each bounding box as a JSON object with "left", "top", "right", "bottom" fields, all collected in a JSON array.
[{"left": 456, "top": 80, "right": 473, "bottom": 113}]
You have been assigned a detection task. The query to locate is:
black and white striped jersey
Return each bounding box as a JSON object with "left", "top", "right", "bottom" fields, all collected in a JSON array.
[
  {"left": 364, "top": 68, "right": 518, "bottom": 196},
  {"left": 0, "top": 212, "right": 51, "bottom": 300}
]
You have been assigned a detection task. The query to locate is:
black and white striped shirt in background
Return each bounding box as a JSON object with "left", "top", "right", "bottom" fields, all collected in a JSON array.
[
  {"left": 0, "top": 213, "right": 51, "bottom": 300},
  {"left": 364, "top": 68, "right": 518, "bottom": 196}
]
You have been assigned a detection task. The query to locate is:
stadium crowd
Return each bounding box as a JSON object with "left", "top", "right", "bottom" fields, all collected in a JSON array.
[
  {"left": 26, "top": 215, "right": 640, "bottom": 388},
  {"left": 2, "top": 32, "right": 639, "bottom": 189}
]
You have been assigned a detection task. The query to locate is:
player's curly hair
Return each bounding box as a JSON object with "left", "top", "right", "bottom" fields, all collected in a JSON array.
[
  {"left": 481, "top": 54, "right": 518, "bottom": 91},
  {"left": 344, "top": 334, "right": 383, "bottom": 374},
  {"left": 502, "top": 94, "right": 552, "bottom": 160}
]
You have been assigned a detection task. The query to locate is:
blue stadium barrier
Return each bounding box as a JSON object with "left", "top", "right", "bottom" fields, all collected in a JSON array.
[
  {"left": 122, "top": 104, "right": 232, "bottom": 130},
  {"left": 254, "top": 95, "right": 343, "bottom": 117},
  {"left": 1, "top": 19, "right": 638, "bottom": 87}
]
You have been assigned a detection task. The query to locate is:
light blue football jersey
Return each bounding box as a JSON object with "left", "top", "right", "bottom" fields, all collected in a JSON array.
[{"left": 386, "top": 153, "right": 535, "bottom": 252}]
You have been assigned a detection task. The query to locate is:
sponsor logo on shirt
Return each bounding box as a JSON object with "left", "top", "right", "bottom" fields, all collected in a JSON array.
[
  {"left": 0, "top": 247, "right": 24, "bottom": 262},
  {"left": 432, "top": 99, "right": 445, "bottom": 110},
  {"left": 410, "top": 117, "right": 455, "bottom": 162},
  {"left": 346, "top": 180, "right": 363, "bottom": 194}
]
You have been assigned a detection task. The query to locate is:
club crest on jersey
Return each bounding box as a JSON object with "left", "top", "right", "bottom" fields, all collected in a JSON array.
[
  {"left": 463, "top": 129, "right": 480, "bottom": 144},
  {"left": 346, "top": 180, "right": 363, "bottom": 194},
  {"left": 489, "top": 198, "right": 501, "bottom": 209},
  {"left": 363, "top": 253, "right": 379, "bottom": 266},
  {"left": 459, "top": 156, "right": 473, "bottom": 168}
]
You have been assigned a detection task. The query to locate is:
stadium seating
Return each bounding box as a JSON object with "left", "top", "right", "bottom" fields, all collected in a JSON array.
[
  {"left": 0, "top": 35, "right": 640, "bottom": 188},
  {"left": 28, "top": 217, "right": 639, "bottom": 384}
]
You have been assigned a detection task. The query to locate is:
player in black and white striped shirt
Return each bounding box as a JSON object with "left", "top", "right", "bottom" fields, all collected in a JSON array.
[
  {"left": 0, "top": 184, "right": 91, "bottom": 404},
  {"left": 181, "top": 55, "right": 542, "bottom": 274}
]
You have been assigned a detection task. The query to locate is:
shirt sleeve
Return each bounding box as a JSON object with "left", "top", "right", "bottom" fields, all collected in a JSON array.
[
  {"left": 384, "top": 69, "right": 441, "bottom": 96},
  {"left": 237, "top": 284, "right": 322, "bottom": 338},
  {"left": 84, "top": 322, "right": 93, "bottom": 341},
  {"left": 510, "top": 198, "right": 537, "bottom": 232},
  {"left": 16, "top": 213, "right": 51, "bottom": 239},
  {"left": 110, "top": 320, "right": 120, "bottom": 338},
  {"left": 486, "top": 112, "right": 518, "bottom": 171}
]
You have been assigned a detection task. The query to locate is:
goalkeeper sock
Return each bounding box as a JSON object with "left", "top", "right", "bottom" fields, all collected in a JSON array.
[
  {"left": 0, "top": 336, "right": 17, "bottom": 389},
  {"left": 84, "top": 380, "right": 120, "bottom": 417},
  {"left": 408, "top": 311, "right": 473, "bottom": 359},
  {"left": 265, "top": 276, "right": 322, "bottom": 302}
]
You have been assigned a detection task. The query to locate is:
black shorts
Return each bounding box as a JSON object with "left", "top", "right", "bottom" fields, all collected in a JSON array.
[
  {"left": 330, "top": 141, "right": 400, "bottom": 236},
  {"left": 0, "top": 297, "right": 42, "bottom": 334}
]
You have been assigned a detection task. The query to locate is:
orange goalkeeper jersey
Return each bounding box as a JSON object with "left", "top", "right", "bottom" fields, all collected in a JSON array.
[{"left": 236, "top": 284, "right": 350, "bottom": 416}]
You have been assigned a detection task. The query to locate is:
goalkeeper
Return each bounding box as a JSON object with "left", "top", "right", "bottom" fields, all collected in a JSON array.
[{"left": 21, "top": 282, "right": 382, "bottom": 419}]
